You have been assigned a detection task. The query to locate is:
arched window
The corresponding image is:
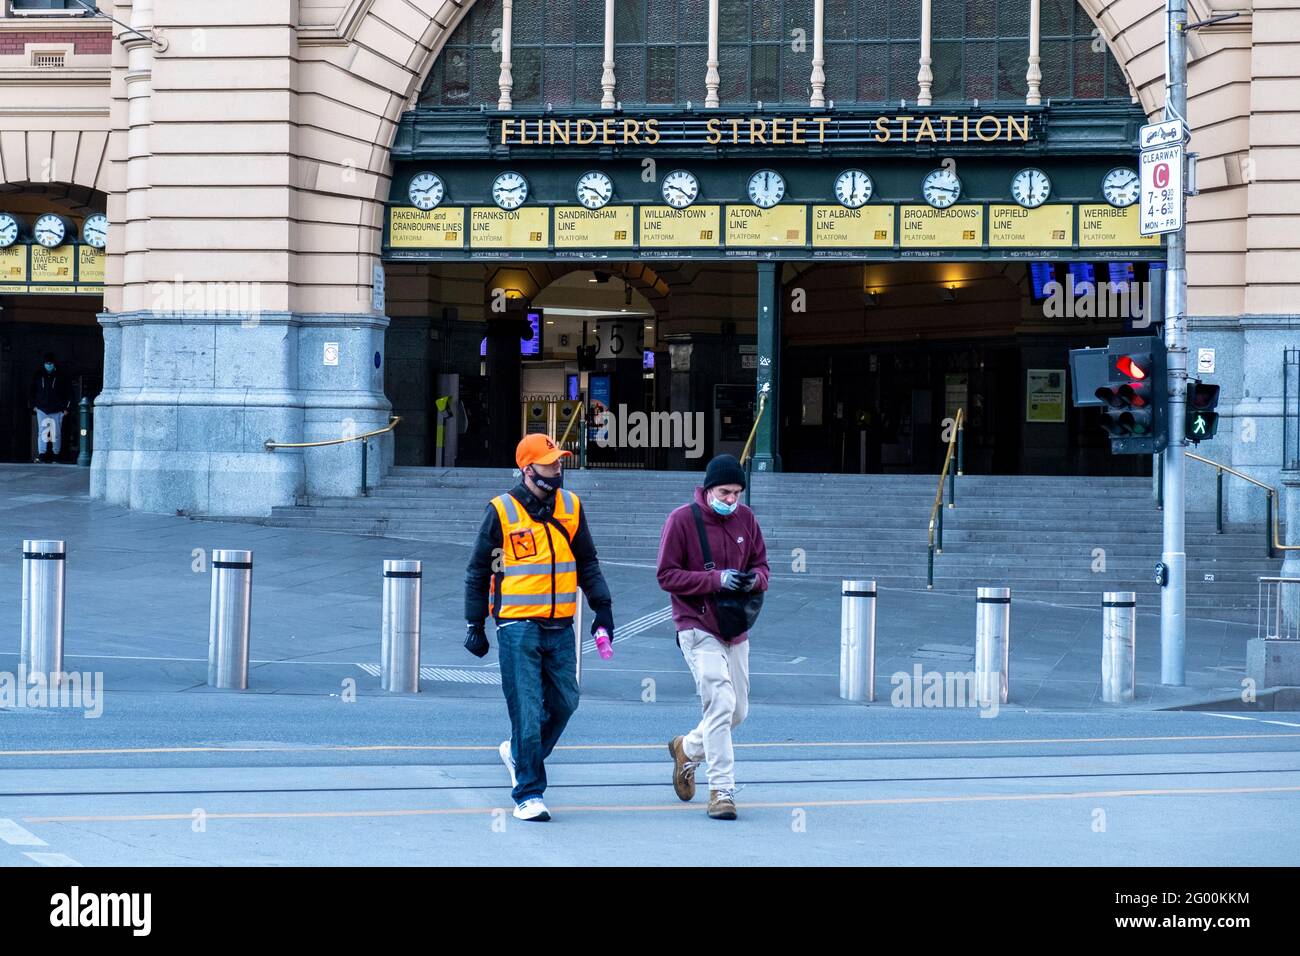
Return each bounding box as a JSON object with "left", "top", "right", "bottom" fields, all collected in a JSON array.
[{"left": 418, "top": 0, "right": 1131, "bottom": 109}]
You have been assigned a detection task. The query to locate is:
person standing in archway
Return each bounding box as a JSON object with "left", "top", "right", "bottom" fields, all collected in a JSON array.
[{"left": 29, "top": 353, "right": 71, "bottom": 464}]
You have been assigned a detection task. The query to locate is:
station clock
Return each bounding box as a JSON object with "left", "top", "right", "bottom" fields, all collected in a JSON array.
[
  {"left": 661, "top": 169, "right": 699, "bottom": 209},
  {"left": 576, "top": 170, "right": 614, "bottom": 209},
  {"left": 0, "top": 212, "right": 18, "bottom": 248},
  {"left": 408, "top": 171, "right": 445, "bottom": 210},
  {"left": 1011, "top": 168, "right": 1051, "bottom": 208},
  {"left": 1102, "top": 167, "right": 1140, "bottom": 207},
  {"left": 33, "top": 213, "right": 67, "bottom": 248},
  {"left": 82, "top": 213, "right": 108, "bottom": 248},
  {"left": 491, "top": 171, "right": 529, "bottom": 210},
  {"left": 922, "top": 167, "right": 962, "bottom": 208},
  {"left": 834, "top": 169, "right": 873, "bottom": 208},
  {"left": 747, "top": 169, "right": 786, "bottom": 209}
]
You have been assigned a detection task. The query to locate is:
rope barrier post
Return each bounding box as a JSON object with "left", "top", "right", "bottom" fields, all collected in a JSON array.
[
  {"left": 1101, "top": 591, "right": 1136, "bottom": 704},
  {"left": 840, "top": 579, "right": 876, "bottom": 702},
  {"left": 21, "top": 539, "right": 65, "bottom": 687},
  {"left": 956, "top": 418, "right": 964, "bottom": 476},
  {"left": 76, "top": 397, "right": 91, "bottom": 468},
  {"left": 1216, "top": 469, "right": 1223, "bottom": 534},
  {"left": 361, "top": 436, "right": 369, "bottom": 497},
  {"left": 208, "top": 549, "right": 253, "bottom": 690},
  {"left": 1266, "top": 491, "right": 1275, "bottom": 559},
  {"left": 381, "top": 560, "right": 421, "bottom": 693},
  {"left": 975, "top": 587, "right": 1011, "bottom": 706}
]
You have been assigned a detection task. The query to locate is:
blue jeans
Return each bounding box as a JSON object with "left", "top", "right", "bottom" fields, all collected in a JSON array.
[{"left": 497, "top": 620, "right": 580, "bottom": 803}]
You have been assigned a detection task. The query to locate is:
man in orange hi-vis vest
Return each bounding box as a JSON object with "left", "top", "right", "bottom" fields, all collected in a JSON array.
[{"left": 463, "top": 433, "right": 614, "bottom": 822}]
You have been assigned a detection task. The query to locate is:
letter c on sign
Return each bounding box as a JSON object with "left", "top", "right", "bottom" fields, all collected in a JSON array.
[{"left": 1153, "top": 163, "right": 1169, "bottom": 189}]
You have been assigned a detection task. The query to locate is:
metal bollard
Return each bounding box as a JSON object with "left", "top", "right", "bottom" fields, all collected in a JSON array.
[
  {"left": 975, "top": 586, "right": 1011, "bottom": 706},
  {"left": 1101, "top": 591, "right": 1136, "bottom": 704},
  {"left": 840, "top": 579, "right": 876, "bottom": 702},
  {"left": 208, "top": 549, "right": 253, "bottom": 690},
  {"left": 21, "top": 539, "right": 65, "bottom": 686},
  {"left": 381, "top": 560, "right": 422, "bottom": 693}
]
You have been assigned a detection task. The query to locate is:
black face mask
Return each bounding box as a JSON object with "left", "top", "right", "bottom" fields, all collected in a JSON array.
[{"left": 528, "top": 467, "right": 562, "bottom": 495}]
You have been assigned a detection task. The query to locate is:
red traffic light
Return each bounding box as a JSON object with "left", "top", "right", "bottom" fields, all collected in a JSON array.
[{"left": 1115, "top": 355, "right": 1147, "bottom": 380}]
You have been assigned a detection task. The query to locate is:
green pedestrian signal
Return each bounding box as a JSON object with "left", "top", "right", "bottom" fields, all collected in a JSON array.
[{"left": 1186, "top": 380, "right": 1220, "bottom": 443}]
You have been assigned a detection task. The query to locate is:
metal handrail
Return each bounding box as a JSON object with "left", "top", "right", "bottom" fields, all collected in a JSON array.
[
  {"left": 1186, "top": 450, "right": 1297, "bottom": 554},
  {"left": 264, "top": 416, "right": 401, "bottom": 498},
  {"left": 264, "top": 416, "right": 402, "bottom": 450},
  {"left": 557, "top": 401, "right": 584, "bottom": 449},
  {"left": 740, "top": 392, "right": 769, "bottom": 506},
  {"left": 927, "top": 407, "right": 965, "bottom": 589}
]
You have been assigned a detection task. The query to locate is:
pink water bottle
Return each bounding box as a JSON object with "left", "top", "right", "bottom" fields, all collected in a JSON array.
[{"left": 594, "top": 627, "right": 613, "bottom": 660}]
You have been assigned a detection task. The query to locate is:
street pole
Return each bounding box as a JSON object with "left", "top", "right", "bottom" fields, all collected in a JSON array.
[{"left": 1161, "top": 0, "right": 1189, "bottom": 685}]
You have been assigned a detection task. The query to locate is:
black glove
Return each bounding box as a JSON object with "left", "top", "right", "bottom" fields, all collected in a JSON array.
[
  {"left": 592, "top": 606, "right": 615, "bottom": 640},
  {"left": 464, "top": 622, "right": 489, "bottom": 658},
  {"left": 737, "top": 571, "right": 758, "bottom": 591}
]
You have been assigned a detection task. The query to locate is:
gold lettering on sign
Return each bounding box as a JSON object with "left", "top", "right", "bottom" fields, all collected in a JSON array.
[{"left": 496, "top": 113, "right": 1031, "bottom": 146}]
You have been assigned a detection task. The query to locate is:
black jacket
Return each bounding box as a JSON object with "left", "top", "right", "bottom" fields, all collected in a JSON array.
[
  {"left": 30, "top": 369, "right": 71, "bottom": 412},
  {"left": 464, "top": 482, "right": 613, "bottom": 632}
]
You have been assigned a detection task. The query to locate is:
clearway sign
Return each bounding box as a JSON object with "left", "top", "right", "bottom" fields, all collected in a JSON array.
[{"left": 1140, "top": 120, "right": 1185, "bottom": 236}]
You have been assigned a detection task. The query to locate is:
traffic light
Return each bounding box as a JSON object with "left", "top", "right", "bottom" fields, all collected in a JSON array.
[
  {"left": 1186, "top": 380, "right": 1220, "bottom": 443},
  {"left": 1092, "top": 335, "right": 1167, "bottom": 454}
]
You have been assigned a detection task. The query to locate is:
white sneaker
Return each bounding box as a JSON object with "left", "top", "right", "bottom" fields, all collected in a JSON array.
[
  {"left": 499, "top": 739, "right": 518, "bottom": 789},
  {"left": 513, "top": 797, "right": 551, "bottom": 822}
]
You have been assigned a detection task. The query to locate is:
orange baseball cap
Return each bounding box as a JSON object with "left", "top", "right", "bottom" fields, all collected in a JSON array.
[{"left": 516, "top": 433, "right": 573, "bottom": 470}]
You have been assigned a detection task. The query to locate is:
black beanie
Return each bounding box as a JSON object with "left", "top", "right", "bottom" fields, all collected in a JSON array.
[{"left": 703, "top": 453, "right": 746, "bottom": 490}]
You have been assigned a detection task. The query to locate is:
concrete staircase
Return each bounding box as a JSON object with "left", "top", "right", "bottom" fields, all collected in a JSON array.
[{"left": 250, "top": 466, "right": 1281, "bottom": 623}]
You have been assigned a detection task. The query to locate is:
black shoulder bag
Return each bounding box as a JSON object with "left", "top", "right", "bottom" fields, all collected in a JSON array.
[{"left": 690, "top": 504, "right": 764, "bottom": 639}]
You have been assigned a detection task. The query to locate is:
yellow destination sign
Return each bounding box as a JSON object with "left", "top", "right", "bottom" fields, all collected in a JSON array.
[
  {"left": 725, "top": 205, "right": 807, "bottom": 247},
  {"left": 553, "top": 206, "right": 634, "bottom": 248},
  {"left": 389, "top": 207, "right": 465, "bottom": 249},
  {"left": 0, "top": 245, "right": 27, "bottom": 282},
  {"left": 78, "top": 246, "right": 105, "bottom": 284},
  {"left": 639, "top": 206, "right": 721, "bottom": 247},
  {"left": 469, "top": 207, "right": 550, "bottom": 249},
  {"left": 811, "top": 205, "right": 895, "bottom": 247},
  {"left": 987, "top": 204, "right": 1074, "bottom": 247},
  {"left": 1077, "top": 204, "right": 1162, "bottom": 247},
  {"left": 30, "top": 244, "right": 75, "bottom": 283},
  {"left": 899, "top": 206, "right": 984, "bottom": 247}
]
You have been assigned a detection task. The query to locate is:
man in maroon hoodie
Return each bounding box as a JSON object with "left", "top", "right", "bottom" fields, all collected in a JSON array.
[{"left": 657, "top": 453, "right": 769, "bottom": 820}]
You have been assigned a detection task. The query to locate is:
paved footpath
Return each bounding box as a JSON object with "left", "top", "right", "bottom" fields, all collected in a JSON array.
[{"left": 1, "top": 465, "right": 1296, "bottom": 866}]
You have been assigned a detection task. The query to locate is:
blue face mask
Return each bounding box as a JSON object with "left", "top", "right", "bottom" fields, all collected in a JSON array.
[
  {"left": 44, "top": 363, "right": 55, "bottom": 373},
  {"left": 710, "top": 496, "right": 737, "bottom": 517}
]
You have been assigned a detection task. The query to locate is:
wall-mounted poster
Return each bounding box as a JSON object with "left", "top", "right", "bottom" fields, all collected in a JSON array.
[{"left": 1026, "top": 369, "right": 1066, "bottom": 423}]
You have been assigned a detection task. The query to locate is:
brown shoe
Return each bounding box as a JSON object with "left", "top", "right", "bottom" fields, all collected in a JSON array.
[
  {"left": 708, "top": 789, "right": 737, "bottom": 820},
  {"left": 668, "top": 736, "right": 697, "bottom": 802}
]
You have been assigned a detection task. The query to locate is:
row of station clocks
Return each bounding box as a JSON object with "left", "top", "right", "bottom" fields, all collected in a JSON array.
[
  {"left": 0, "top": 212, "right": 108, "bottom": 249},
  {"left": 408, "top": 166, "right": 1143, "bottom": 212}
]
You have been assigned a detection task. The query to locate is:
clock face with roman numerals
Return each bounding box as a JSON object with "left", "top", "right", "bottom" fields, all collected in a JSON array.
[
  {"left": 492, "top": 171, "right": 529, "bottom": 210},
  {"left": 661, "top": 169, "right": 699, "bottom": 209},
  {"left": 834, "top": 169, "right": 873, "bottom": 208},
  {"left": 922, "top": 167, "right": 962, "bottom": 208},
  {"left": 747, "top": 169, "right": 786, "bottom": 208},
  {"left": 1011, "top": 168, "right": 1051, "bottom": 208},
  {"left": 576, "top": 170, "right": 613, "bottom": 209},
  {"left": 1102, "top": 167, "right": 1140, "bottom": 207}
]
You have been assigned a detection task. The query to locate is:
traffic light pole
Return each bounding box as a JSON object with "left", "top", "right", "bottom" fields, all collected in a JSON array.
[{"left": 1161, "top": 0, "right": 1189, "bottom": 685}]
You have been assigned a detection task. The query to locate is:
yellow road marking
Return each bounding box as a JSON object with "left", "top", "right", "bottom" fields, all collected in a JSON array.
[
  {"left": 23, "top": 783, "right": 1300, "bottom": 824},
  {"left": 1, "top": 732, "right": 1298, "bottom": 758}
]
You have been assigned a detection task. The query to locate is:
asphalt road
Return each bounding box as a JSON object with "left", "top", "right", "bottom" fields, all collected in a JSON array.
[{"left": 2, "top": 695, "right": 1297, "bottom": 866}]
